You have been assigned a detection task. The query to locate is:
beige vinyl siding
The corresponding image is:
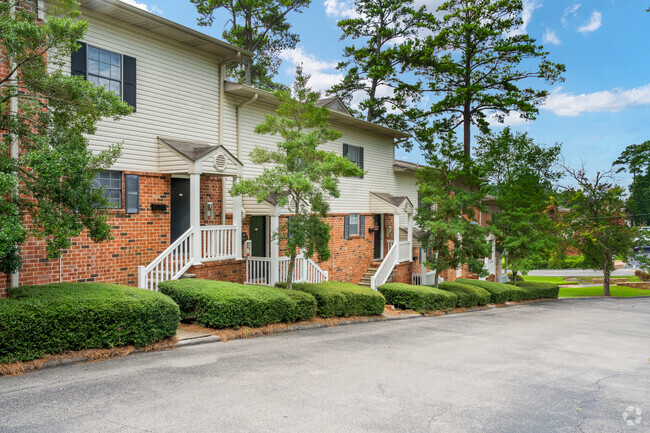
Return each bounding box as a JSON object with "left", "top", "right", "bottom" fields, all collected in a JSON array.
[
  {"left": 230, "top": 95, "right": 419, "bottom": 215},
  {"left": 61, "top": 9, "right": 222, "bottom": 173}
]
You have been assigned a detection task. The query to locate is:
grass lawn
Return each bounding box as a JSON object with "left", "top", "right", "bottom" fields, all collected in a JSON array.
[
  {"left": 522, "top": 276, "right": 579, "bottom": 285},
  {"left": 577, "top": 276, "right": 641, "bottom": 283},
  {"left": 558, "top": 285, "right": 650, "bottom": 298}
]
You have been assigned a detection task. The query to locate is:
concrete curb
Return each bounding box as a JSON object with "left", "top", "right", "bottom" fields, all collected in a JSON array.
[{"left": 176, "top": 335, "right": 221, "bottom": 347}]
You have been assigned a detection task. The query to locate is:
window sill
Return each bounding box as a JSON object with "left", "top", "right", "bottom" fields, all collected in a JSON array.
[{"left": 349, "top": 235, "right": 362, "bottom": 239}]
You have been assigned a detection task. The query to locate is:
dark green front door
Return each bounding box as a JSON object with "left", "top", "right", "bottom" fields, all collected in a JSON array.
[{"left": 250, "top": 216, "right": 267, "bottom": 257}]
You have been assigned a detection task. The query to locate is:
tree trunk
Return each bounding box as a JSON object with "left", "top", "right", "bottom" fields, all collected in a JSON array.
[
  {"left": 244, "top": 58, "right": 252, "bottom": 86},
  {"left": 512, "top": 270, "right": 518, "bottom": 286},
  {"left": 286, "top": 252, "right": 297, "bottom": 290},
  {"left": 603, "top": 259, "right": 611, "bottom": 296},
  {"left": 434, "top": 269, "right": 440, "bottom": 288},
  {"left": 463, "top": 109, "right": 471, "bottom": 156}
]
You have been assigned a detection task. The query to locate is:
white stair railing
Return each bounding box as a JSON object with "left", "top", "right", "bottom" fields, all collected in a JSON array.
[
  {"left": 305, "top": 258, "right": 328, "bottom": 283},
  {"left": 201, "top": 225, "right": 237, "bottom": 261},
  {"left": 371, "top": 242, "right": 398, "bottom": 290},
  {"left": 138, "top": 227, "right": 194, "bottom": 291},
  {"left": 398, "top": 241, "right": 411, "bottom": 262},
  {"left": 278, "top": 256, "right": 302, "bottom": 283}
]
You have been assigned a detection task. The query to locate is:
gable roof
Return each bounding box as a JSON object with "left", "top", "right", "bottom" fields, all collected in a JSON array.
[
  {"left": 223, "top": 82, "right": 410, "bottom": 139},
  {"left": 79, "top": 0, "right": 253, "bottom": 60},
  {"left": 315, "top": 97, "right": 352, "bottom": 116}
]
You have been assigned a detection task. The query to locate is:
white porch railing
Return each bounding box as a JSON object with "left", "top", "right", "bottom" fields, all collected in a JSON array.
[
  {"left": 247, "top": 255, "right": 328, "bottom": 286},
  {"left": 246, "top": 257, "right": 272, "bottom": 285},
  {"left": 371, "top": 242, "right": 398, "bottom": 290},
  {"left": 138, "top": 227, "right": 194, "bottom": 291},
  {"left": 398, "top": 241, "right": 411, "bottom": 262},
  {"left": 412, "top": 270, "right": 441, "bottom": 286},
  {"left": 201, "top": 225, "right": 237, "bottom": 261}
]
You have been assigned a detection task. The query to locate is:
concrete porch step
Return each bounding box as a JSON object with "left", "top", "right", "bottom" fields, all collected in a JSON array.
[{"left": 180, "top": 273, "right": 197, "bottom": 279}]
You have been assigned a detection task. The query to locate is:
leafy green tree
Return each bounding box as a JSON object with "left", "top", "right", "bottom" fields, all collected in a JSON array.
[
  {"left": 559, "top": 166, "right": 644, "bottom": 295},
  {"left": 230, "top": 67, "right": 363, "bottom": 288},
  {"left": 0, "top": 0, "right": 131, "bottom": 274},
  {"left": 475, "top": 128, "right": 562, "bottom": 283},
  {"left": 327, "top": 0, "right": 424, "bottom": 135},
  {"left": 416, "top": 133, "right": 491, "bottom": 287},
  {"left": 613, "top": 140, "right": 650, "bottom": 226},
  {"left": 192, "top": 0, "right": 310, "bottom": 89},
  {"left": 406, "top": 0, "right": 565, "bottom": 155}
]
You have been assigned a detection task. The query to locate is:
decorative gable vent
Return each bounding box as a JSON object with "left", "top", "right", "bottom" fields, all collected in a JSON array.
[{"left": 214, "top": 154, "right": 227, "bottom": 172}]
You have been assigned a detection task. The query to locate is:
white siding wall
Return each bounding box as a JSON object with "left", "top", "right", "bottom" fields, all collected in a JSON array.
[
  {"left": 227, "top": 95, "right": 419, "bottom": 215},
  {"left": 61, "top": 9, "right": 222, "bottom": 173}
]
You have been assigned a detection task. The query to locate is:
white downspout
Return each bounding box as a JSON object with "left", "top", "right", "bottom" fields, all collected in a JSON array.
[
  {"left": 236, "top": 93, "right": 258, "bottom": 161},
  {"left": 9, "top": 1, "right": 19, "bottom": 288}
]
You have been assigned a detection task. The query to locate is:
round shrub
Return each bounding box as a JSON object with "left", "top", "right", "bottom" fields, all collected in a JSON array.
[
  {"left": 159, "top": 279, "right": 317, "bottom": 328},
  {"left": 378, "top": 283, "right": 457, "bottom": 313},
  {"left": 0, "top": 283, "right": 180, "bottom": 364},
  {"left": 439, "top": 282, "right": 491, "bottom": 307},
  {"left": 278, "top": 281, "right": 385, "bottom": 317}
]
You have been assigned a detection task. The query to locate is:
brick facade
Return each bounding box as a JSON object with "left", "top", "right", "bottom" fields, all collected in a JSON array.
[{"left": 0, "top": 172, "right": 226, "bottom": 296}]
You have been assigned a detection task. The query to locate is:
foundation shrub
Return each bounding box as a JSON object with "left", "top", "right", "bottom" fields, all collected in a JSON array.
[
  {"left": 509, "top": 281, "right": 560, "bottom": 299},
  {"left": 377, "top": 283, "right": 457, "bottom": 313},
  {"left": 0, "top": 283, "right": 180, "bottom": 364},
  {"left": 276, "top": 281, "right": 385, "bottom": 317},
  {"left": 457, "top": 279, "right": 524, "bottom": 303},
  {"left": 158, "top": 279, "right": 316, "bottom": 329},
  {"left": 439, "top": 282, "right": 491, "bottom": 307}
]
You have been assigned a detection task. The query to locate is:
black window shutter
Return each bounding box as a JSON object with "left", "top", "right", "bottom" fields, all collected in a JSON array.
[
  {"left": 358, "top": 146, "right": 364, "bottom": 178},
  {"left": 125, "top": 174, "right": 139, "bottom": 214},
  {"left": 344, "top": 215, "right": 350, "bottom": 239},
  {"left": 71, "top": 42, "right": 87, "bottom": 78},
  {"left": 123, "top": 55, "right": 137, "bottom": 110},
  {"left": 343, "top": 143, "right": 349, "bottom": 158},
  {"left": 360, "top": 215, "right": 365, "bottom": 238}
]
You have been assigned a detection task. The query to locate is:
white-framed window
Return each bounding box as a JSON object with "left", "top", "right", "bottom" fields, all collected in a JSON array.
[
  {"left": 94, "top": 170, "right": 122, "bottom": 208},
  {"left": 87, "top": 45, "right": 122, "bottom": 96},
  {"left": 349, "top": 213, "right": 360, "bottom": 236}
]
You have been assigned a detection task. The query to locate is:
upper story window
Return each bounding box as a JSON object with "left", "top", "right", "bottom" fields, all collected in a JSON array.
[
  {"left": 72, "top": 42, "right": 137, "bottom": 110},
  {"left": 343, "top": 144, "right": 364, "bottom": 178},
  {"left": 94, "top": 170, "right": 122, "bottom": 209},
  {"left": 87, "top": 46, "right": 122, "bottom": 96}
]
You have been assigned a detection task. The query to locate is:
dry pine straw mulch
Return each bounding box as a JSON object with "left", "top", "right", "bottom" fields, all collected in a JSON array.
[
  {"left": 0, "top": 338, "right": 177, "bottom": 377},
  {"left": 179, "top": 313, "right": 387, "bottom": 342}
]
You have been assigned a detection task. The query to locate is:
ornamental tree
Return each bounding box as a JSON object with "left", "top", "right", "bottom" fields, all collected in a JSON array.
[
  {"left": 230, "top": 67, "right": 364, "bottom": 289},
  {"left": 406, "top": 0, "right": 565, "bottom": 155},
  {"left": 192, "top": 0, "right": 310, "bottom": 89},
  {"left": 0, "top": 0, "right": 131, "bottom": 274},
  {"left": 327, "top": 0, "right": 425, "bottom": 136},
  {"left": 475, "top": 128, "right": 562, "bottom": 282},
  {"left": 559, "top": 166, "right": 645, "bottom": 295},
  {"left": 416, "top": 133, "right": 491, "bottom": 287}
]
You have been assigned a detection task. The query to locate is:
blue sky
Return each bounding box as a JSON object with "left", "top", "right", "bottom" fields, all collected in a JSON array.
[{"left": 122, "top": 0, "right": 650, "bottom": 184}]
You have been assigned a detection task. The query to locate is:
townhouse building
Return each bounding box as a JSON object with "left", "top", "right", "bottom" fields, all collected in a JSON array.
[{"left": 1, "top": 0, "right": 497, "bottom": 297}]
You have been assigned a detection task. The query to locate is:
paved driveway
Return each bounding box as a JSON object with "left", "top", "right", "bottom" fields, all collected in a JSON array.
[{"left": 1, "top": 299, "right": 648, "bottom": 433}]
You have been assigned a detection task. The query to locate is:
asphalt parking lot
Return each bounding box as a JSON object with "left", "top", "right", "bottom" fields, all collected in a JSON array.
[{"left": 1, "top": 298, "right": 648, "bottom": 432}]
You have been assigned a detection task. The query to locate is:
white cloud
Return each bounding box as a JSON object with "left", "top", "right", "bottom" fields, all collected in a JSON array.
[
  {"left": 323, "top": 0, "right": 357, "bottom": 18},
  {"left": 562, "top": 3, "right": 581, "bottom": 26},
  {"left": 543, "top": 29, "right": 561, "bottom": 45},
  {"left": 280, "top": 48, "right": 343, "bottom": 93},
  {"left": 118, "top": 0, "right": 162, "bottom": 14},
  {"left": 577, "top": 11, "right": 602, "bottom": 33},
  {"left": 543, "top": 84, "right": 650, "bottom": 116},
  {"left": 510, "top": 0, "right": 542, "bottom": 36},
  {"left": 488, "top": 111, "right": 530, "bottom": 127}
]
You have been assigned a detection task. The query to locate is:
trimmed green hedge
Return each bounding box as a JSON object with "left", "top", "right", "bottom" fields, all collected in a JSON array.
[
  {"left": 439, "top": 282, "right": 491, "bottom": 307},
  {"left": 457, "top": 279, "right": 526, "bottom": 303},
  {"left": 277, "top": 281, "right": 385, "bottom": 317},
  {"left": 159, "top": 279, "right": 316, "bottom": 329},
  {"left": 509, "top": 281, "right": 560, "bottom": 300},
  {"left": 378, "top": 283, "right": 457, "bottom": 313},
  {"left": 0, "top": 283, "right": 180, "bottom": 364}
]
